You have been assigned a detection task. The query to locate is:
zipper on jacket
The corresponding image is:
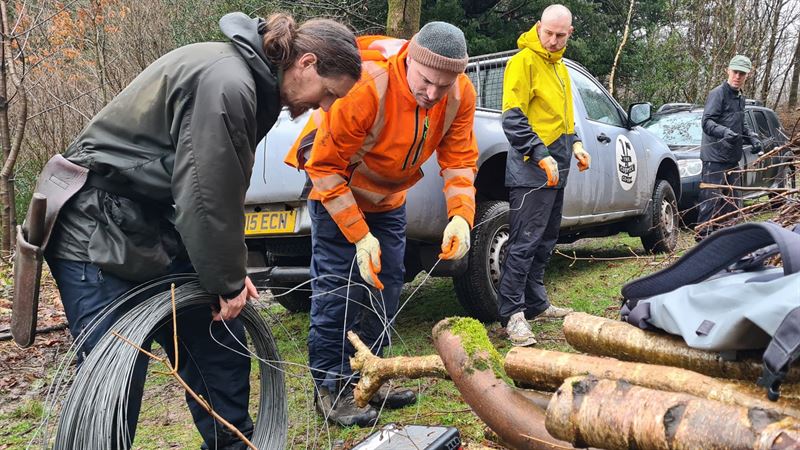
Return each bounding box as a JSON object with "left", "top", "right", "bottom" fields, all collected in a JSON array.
[
  {"left": 411, "top": 111, "right": 429, "bottom": 167},
  {"left": 402, "top": 106, "right": 421, "bottom": 170},
  {"left": 553, "top": 64, "right": 568, "bottom": 136}
]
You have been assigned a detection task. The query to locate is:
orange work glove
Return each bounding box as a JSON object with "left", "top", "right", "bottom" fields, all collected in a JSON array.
[
  {"left": 355, "top": 232, "right": 384, "bottom": 290},
  {"left": 439, "top": 215, "right": 471, "bottom": 260},
  {"left": 538, "top": 156, "right": 559, "bottom": 187},
  {"left": 573, "top": 141, "right": 590, "bottom": 171}
]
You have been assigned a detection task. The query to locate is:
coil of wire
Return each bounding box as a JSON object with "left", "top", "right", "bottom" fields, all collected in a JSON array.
[{"left": 51, "top": 275, "right": 286, "bottom": 449}]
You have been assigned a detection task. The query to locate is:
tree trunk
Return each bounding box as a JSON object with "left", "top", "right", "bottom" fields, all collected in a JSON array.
[
  {"left": 0, "top": 0, "right": 10, "bottom": 252},
  {"left": 386, "top": 0, "right": 420, "bottom": 39},
  {"left": 546, "top": 375, "right": 800, "bottom": 450},
  {"left": 608, "top": 0, "right": 635, "bottom": 96},
  {"left": 562, "top": 313, "right": 800, "bottom": 383},
  {"left": 0, "top": 0, "right": 26, "bottom": 252},
  {"left": 505, "top": 347, "right": 800, "bottom": 418},
  {"left": 759, "top": 0, "right": 782, "bottom": 102},
  {"left": 432, "top": 318, "right": 577, "bottom": 450},
  {"left": 789, "top": 31, "right": 800, "bottom": 109}
]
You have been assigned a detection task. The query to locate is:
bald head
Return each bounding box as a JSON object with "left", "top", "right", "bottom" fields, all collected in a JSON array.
[
  {"left": 541, "top": 4, "right": 573, "bottom": 23},
  {"left": 537, "top": 4, "right": 573, "bottom": 53}
]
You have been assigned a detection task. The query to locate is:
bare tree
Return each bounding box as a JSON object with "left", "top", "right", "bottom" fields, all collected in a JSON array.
[
  {"left": 386, "top": 0, "right": 419, "bottom": 38},
  {"left": 0, "top": 0, "right": 29, "bottom": 253},
  {"left": 788, "top": 26, "right": 800, "bottom": 109},
  {"left": 609, "top": 0, "right": 635, "bottom": 97}
]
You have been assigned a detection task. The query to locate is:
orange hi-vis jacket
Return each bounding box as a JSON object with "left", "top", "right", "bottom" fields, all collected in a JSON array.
[{"left": 286, "top": 36, "right": 479, "bottom": 244}]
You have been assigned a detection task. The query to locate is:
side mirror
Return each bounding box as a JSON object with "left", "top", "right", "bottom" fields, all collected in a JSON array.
[{"left": 627, "top": 102, "right": 652, "bottom": 128}]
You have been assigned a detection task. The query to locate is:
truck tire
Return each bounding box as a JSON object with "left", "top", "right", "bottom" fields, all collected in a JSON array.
[
  {"left": 770, "top": 161, "right": 796, "bottom": 208},
  {"left": 453, "top": 200, "right": 509, "bottom": 322},
  {"left": 641, "top": 179, "right": 679, "bottom": 254},
  {"left": 270, "top": 281, "right": 312, "bottom": 313}
]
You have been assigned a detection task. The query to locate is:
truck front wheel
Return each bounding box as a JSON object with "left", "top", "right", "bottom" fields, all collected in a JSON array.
[
  {"left": 640, "top": 179, "right": 679, "bottom": 254},
  {"left": 453, "top": 200, "right": 509, "bottom": 322}
]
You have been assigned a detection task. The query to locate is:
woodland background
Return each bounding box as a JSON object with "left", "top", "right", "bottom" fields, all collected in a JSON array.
[{"left": 0, "top": 0, "right": 799, "bottom": 254}]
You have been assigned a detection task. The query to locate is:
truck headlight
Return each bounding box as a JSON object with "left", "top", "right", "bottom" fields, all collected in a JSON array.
[{"left": 677, "top": 159, "right": 702, "bottom": 178}]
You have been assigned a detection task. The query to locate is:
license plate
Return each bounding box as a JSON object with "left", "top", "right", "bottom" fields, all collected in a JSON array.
[{"left": 244, "top": 210, "right": 297, "bottom": 236}]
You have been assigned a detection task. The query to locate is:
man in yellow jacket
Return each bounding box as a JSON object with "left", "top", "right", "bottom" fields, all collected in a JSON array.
[
  {"left": 499, "top": 4, "right": 590, "bottom": 346},
  {"left": 292, "top": 22, "right": 479, "bottom": 427}
]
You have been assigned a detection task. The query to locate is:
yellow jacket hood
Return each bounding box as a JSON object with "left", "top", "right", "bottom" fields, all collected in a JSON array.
[{"left": 517, "top": 23, "right": 566, "bottom": 64}]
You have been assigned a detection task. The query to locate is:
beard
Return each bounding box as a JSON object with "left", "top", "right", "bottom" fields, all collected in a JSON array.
[{"left": 288, "top": 103, "right": 311, "bottom": 119}]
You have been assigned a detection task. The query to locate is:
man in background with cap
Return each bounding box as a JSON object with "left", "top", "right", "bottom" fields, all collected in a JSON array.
[
  {"left": 698, "top": 54, "right": 763, "bottom": 239},
  {"left": 498, "top": 4, "right": 588, "bottom": 347},
  {"left": 291, "top": 21, "right": 479, "bottom": 427}
]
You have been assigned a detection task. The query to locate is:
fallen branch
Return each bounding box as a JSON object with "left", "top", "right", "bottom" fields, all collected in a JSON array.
[
  {"left": 433, "top": 317, "right": 577, "bottom": 450},
  {"left": 699, "top": 182, "right": 798, "bottom": 193},
  {"left": 505, "top": 347, "right": 800, "bottom": 417},
  {"left": 0, "top": 323, "right": 67, "bottom": 341},
  {"left": 546, "top": 375, "right": 800, "bottom": 450},
  {"left": 562, "top": 313, "right": 800, "bottom": 384},
  {"left": 348, "top": 330, "right": 448, "bottom": 407}
]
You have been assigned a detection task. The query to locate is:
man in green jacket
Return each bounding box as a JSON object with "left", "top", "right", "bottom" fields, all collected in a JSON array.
[
  {"left": 43, "top": 12, "right": 360, "bottom": 448},
  {"left": 498, "top": 4, "right": 590, "bottom": 346}
]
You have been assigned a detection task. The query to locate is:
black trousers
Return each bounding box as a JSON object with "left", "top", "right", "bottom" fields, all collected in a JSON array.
[
  {"left": 498, "top": 187, "right": 564, "bottom": 321},
  {"left": 48, "top": 258, "right": 253, "bottom": 450},
  {"left": 697, "top": 161, "right": 741, "bottom": 233}
]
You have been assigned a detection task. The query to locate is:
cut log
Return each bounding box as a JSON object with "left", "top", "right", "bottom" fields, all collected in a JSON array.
[
  {"left": 546, "top": 375, "right": 800, "bottom": 450},
  {"left": 347, "top": 331, "right": 448, "bottom": 407},
  {"left": 563, "top": 312, "right": 800, "bottom": 383},
  {"left": 433, "top": 317, "right": 578, "bottom": 450},
  {"left": 505, "top": 347, "right": 800, "bottom": 417}
]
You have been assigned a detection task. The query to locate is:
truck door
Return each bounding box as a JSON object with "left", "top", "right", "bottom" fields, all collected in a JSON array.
[{"left": 568, "top": 68, "right": 650, "bottom": 220}]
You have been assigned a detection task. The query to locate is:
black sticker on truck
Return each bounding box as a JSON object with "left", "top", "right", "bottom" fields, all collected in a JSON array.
[{"left": 615, "top": 135, "right": 637, "bottom": 191}]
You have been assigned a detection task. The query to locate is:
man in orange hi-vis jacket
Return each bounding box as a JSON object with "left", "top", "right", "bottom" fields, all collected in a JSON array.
[{"left": 288, "top": 22, "right": 478, "bottom": 427}]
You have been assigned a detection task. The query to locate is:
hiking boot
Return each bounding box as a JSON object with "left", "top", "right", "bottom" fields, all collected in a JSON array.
[
  {"left": 369, "top": 384, "right": 417, "bottom": 409},
  {"left": 506, "top": 311, "right": 536, "bottom": 346},
  {"left": 315, "top": 385, "right": 378, "bottom": 427},
  {"left": 535, "top": 305, "right": 573, "bottom": 319}
]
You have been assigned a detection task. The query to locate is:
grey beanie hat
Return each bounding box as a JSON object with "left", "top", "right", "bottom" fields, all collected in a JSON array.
[{"left": 408, "top": 21, "right": 469, "bottom": 73}]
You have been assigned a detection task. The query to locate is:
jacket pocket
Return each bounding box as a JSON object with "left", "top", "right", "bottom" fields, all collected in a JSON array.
[{"left": 87, "top": 192, "right": 173, "bottom": 282}]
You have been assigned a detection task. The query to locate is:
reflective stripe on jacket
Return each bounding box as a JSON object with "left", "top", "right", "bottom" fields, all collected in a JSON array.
[
  {"left": 502, "top": 23, "right": 579, "bottom": 189},
  {"left": 288, "top": 37, "right": 478, "bottom": 243}
]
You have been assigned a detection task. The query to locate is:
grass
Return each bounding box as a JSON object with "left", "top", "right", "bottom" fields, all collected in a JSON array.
[{"left": 2, "top": 233, "right": 685, "bottom": 449}]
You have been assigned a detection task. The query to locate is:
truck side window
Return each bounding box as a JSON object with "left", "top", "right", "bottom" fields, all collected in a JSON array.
[
  {"left": 744, "top": 112, "right": 756, "bottom": 134},
  {"left": 753, "top": 111, "right": 771, "bottom": 138},
  {"left": 570, "top": 69, "right": 624, "bottom": 128},
  {"left": 765, "top": 111, "right": 783, "bottom": 133}
]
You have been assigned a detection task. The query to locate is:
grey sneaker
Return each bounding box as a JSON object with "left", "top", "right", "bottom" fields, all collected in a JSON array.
[
  {"left": 536, "top": 305, "right": 574, "bottom": 319},
  {"left": 506, "top": 311, "right": 537, "bottom": 346}
]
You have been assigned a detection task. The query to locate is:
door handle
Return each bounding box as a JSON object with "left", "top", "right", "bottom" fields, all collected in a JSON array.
[{"left": 597, "top": 133, "right": 611, "bottom": 144}]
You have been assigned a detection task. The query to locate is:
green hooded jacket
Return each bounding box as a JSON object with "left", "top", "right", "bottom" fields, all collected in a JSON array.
[{"left": 47, "top": 13, "right": 281, "bottom": 297}]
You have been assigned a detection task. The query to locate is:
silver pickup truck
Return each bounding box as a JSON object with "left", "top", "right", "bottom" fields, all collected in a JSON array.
[{"left": 244, "top": 50, "right": 680, "bottom": 321}]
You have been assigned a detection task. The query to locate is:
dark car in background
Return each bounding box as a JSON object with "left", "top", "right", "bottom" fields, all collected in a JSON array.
[{"left": 642, "top": 103, "right": 793, "bottom": 222}]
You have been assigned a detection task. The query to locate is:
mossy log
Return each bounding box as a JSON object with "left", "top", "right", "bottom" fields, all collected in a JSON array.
[
  {"left": 505, "top": 347, "right": 800, "bottom": 418},
  {"left": 348, "top": 331, "right": 448, "bottom": 407},
  {"left": 433, "top": 318, "right": 578, "bottom": 450},
  {"left": 563, "top": 312, "right": 800, "bottom": 383},
  {"left": 546, "top": 375, "right": 800, "bottom": 450}
]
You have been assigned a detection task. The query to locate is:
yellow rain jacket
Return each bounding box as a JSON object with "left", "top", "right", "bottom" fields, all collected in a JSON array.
[{"left": 502, "top": 23, "right": 579, "bottom": 189}]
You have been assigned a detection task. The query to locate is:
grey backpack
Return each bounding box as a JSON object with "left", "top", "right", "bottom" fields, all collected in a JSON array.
[{"left": 621, "top": 221, "right": 800, "bottom": 400}]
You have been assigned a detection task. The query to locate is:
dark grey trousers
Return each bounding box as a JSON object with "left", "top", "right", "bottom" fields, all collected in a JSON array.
[
  {"left": 697, "top": 161, "right": 741, "bottom": 234},
  {"left": 498, "top": 187, "right": 564, "bottom": 321}
]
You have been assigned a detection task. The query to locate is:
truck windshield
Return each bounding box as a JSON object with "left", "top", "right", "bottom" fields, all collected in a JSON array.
[{"left": 643, "top": 111, "right": 703, "bottom": 146}]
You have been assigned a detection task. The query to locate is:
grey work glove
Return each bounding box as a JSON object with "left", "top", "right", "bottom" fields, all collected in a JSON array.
[{"left": 723, "top": 128, "right": 738, "bottom": 140}]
